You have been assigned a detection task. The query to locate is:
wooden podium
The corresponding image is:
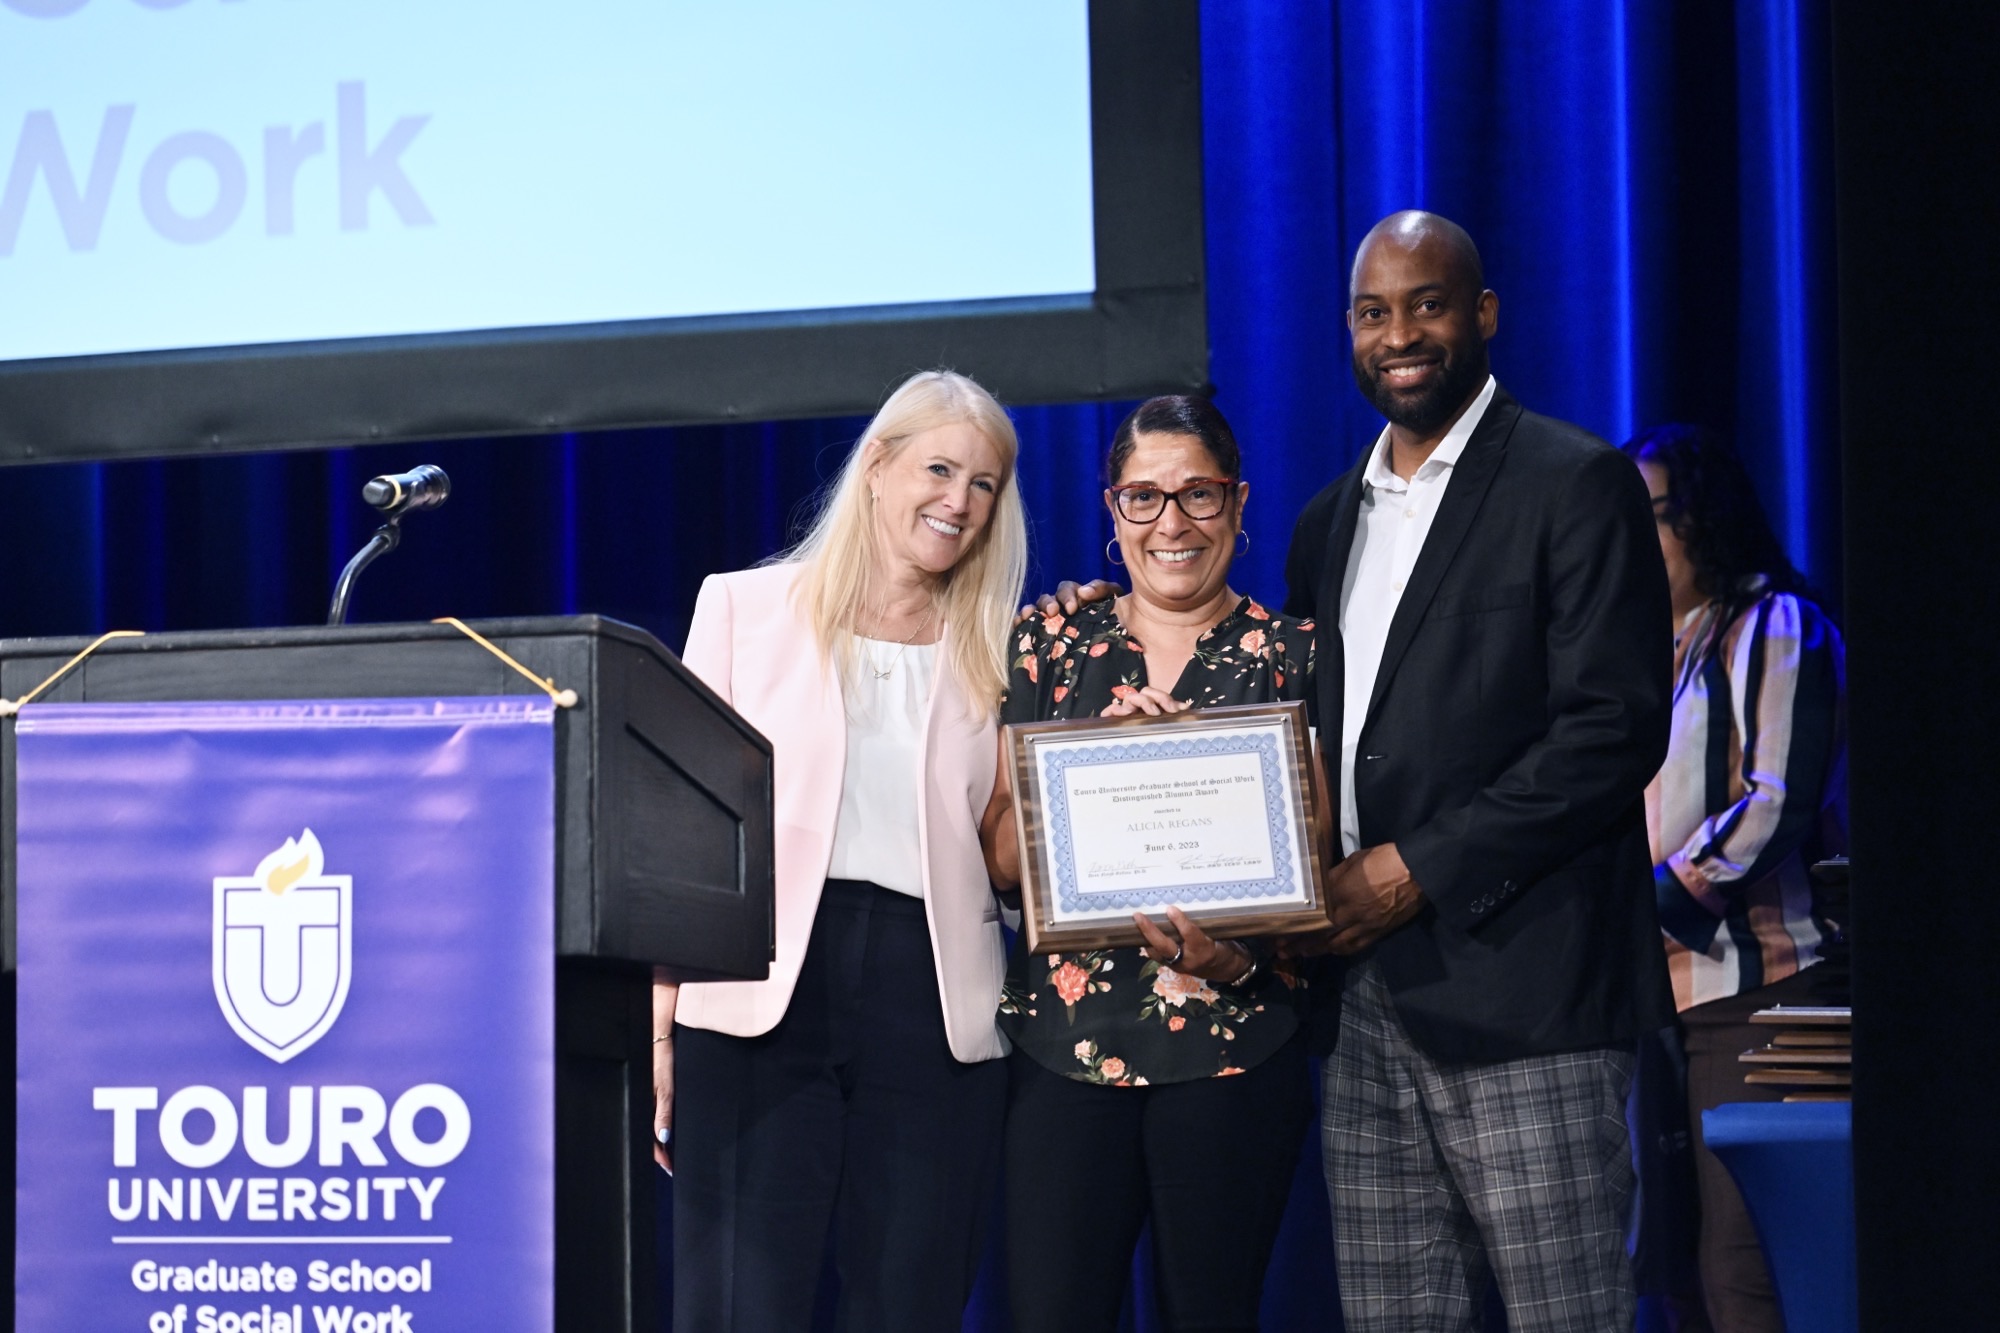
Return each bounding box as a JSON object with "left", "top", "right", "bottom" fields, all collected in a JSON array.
[{"left": 1, "top": 616, "right": 775, "bottom": 1331}]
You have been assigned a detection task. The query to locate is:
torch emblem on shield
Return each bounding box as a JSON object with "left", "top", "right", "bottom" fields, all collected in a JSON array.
[{"left": 213, "top": 829, "right": 353, "bottom": 1063}]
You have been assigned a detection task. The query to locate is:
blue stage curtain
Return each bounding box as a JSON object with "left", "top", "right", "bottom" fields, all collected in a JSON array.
[{"left": 0, "top": 3, "right": 1837, "bottom": 1329}]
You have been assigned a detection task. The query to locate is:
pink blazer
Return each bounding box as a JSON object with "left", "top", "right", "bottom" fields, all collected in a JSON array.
[{"left": 672, "top": 562, "right": 1009, "bottom": 1063}]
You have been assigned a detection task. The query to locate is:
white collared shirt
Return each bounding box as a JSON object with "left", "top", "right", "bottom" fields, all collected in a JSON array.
[{"left": 1336, "top": 375, "right": 1498, "bottom": 855}]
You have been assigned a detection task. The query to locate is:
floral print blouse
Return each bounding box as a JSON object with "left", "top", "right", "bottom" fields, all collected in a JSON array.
[{"left": 997, "top": 595, "right": 1317, "bottom": 1086}]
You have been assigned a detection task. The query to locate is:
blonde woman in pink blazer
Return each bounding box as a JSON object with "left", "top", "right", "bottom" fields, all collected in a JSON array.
[{"left": 653, "top": 370, "right": 1027, "bottom": 1332}]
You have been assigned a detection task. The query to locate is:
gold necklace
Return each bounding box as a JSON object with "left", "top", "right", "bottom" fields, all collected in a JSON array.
[{"left": 867, "top": 602, "right": 936, "bottom": 680}]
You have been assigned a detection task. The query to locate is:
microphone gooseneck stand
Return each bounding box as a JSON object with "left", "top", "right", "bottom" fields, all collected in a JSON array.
[
  {"left": 326, "top": 464, "right": 450, "bottom": 626},
  {"left": 327, "top": 521, "right": 403, "bottom": 626}
]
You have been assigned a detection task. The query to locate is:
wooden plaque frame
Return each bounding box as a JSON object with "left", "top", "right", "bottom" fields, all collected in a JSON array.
[{"left": 1004, "top": 700, "right": 1331, "bottom": 954}]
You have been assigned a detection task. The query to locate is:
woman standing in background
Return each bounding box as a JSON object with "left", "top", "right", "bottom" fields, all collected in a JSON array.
[
  {"left": 655, "top": 370, "right": 1026, "bottom": 1332},
  {"left": 1624, "top": 423, "right": 1847, "bottom": 1333}
]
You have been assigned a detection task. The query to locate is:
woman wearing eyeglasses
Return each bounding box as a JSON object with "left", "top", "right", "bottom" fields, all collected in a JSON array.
[
  {"left": 1622, "top": 423, "right": 1847, "bottom": 1333},
  {"left": 980, "top": 396, "right": 1325, "bottom": 1333}
]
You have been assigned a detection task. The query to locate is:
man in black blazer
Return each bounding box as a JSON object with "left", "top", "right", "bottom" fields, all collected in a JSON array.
[{"left": 1284, "top": 211, "right": 1673, "bottom": 1332}]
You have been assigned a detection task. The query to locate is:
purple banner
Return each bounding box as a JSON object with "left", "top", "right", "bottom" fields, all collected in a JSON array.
[{"left": 15, "top": 698, "right": 555, "bottom": 1333}]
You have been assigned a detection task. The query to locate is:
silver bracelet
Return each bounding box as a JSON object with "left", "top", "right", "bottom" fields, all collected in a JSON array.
[
  {"left": 1223, "top": 945, "right": 1260, "bottom": 988},
  {"left": 651, "top": 1033, "right": 672, "bottom": 1045}
]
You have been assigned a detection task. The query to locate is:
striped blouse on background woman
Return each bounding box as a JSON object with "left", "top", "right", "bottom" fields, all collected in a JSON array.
[{"left": 1646, "top": 576, "right": 1846, "bottom": 1011}]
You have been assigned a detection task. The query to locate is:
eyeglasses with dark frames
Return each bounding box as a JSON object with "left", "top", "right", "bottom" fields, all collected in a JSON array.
[{"left": 1108, "top": 478, "right": 1239, "bottom": 523}]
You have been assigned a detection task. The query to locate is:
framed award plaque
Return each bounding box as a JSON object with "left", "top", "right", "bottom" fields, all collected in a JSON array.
[{"left": 1004, "top": 700, "right": 1333, "bottom": 954}]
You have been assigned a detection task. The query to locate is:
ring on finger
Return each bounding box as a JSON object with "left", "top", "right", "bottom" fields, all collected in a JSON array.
[{"left": 1165, "top": 946, "right": 1184, "bottom": 969}]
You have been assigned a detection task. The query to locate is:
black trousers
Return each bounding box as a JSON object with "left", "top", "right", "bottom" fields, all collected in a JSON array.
[
  {"left": 1678, "top": 963, "right": 1833, "bottom": 1333},
  {"left": 1004, "top": 1036, "right": 1312, "bottom": 1333},
  {"left": 672, "top": 880, "right": 1008, "bottom": 1333}
]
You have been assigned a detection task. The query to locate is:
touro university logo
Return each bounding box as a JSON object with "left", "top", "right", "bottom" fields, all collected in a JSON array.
[
  {"left": 212, "top": 828, "right": 353, "bottom": 1063},
  {"left": 14, "top": 700, "right": 554, "bottom": 1332}
]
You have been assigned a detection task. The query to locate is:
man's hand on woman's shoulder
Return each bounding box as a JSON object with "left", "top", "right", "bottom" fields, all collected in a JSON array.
[{"left": 1018, "top": 579, "right": 1122, "bottom": 622}]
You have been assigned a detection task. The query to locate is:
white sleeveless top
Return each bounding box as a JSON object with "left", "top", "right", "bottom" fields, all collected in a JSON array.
[{"left": 824, "top": 638, "right": 936, "bottom": 898}]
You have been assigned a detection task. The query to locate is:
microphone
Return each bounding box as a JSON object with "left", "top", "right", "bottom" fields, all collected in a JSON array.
[
  {"left": 362, "top": 464, "right": 450, "bottom": 517},
  {"left": 327, "top": 465, "right": 451, "bottom": 624}
]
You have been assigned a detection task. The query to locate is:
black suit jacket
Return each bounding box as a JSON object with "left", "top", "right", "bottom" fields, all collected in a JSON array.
[{"left": 1285, "top": 386, "right": 1676, "bottom": 1062}]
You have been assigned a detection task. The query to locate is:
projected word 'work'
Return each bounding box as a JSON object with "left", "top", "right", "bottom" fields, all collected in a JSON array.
[{"left": 0, "top": 83, "right": 431, "bottom": 255}]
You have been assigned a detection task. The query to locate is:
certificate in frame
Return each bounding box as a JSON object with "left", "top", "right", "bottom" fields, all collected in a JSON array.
[{"left": 1004, "top": 700, "right": 1331, "bottom": 954}]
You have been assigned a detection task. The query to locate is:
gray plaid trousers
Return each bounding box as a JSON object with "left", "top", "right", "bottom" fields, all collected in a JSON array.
[{"left": 1321, "top": 961, "right": 1637, "bottom": 1333}]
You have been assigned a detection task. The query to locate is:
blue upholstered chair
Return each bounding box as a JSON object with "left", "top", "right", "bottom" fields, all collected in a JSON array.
[{"left": 1703, "top": 1102, "right": 1856, "bottom": 1333}]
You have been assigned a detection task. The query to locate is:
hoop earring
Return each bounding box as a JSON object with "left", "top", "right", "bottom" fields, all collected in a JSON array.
[
  {"left": 1105, "top": 538, "right": 1126, "bottom": 567},
  {"left": 1234, "top": 530, "right": 1250, "bottom": 557}
]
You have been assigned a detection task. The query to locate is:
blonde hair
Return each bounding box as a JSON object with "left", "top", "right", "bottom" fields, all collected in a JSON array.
[{"left": 785, "top": 370, "right": 1027, "bottom": 709}]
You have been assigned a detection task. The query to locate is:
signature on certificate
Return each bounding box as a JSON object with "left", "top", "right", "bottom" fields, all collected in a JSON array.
[
  {"left": 1083, "top": 858, "right": 1150, "bottom": 879},
  {"left": 1177, "top": 852, "right": 1263, "bottom": 871}
]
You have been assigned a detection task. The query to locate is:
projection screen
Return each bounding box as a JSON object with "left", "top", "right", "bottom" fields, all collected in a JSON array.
[{"left": 0, "top": 0, "right": 1205, "bottom": 465}]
